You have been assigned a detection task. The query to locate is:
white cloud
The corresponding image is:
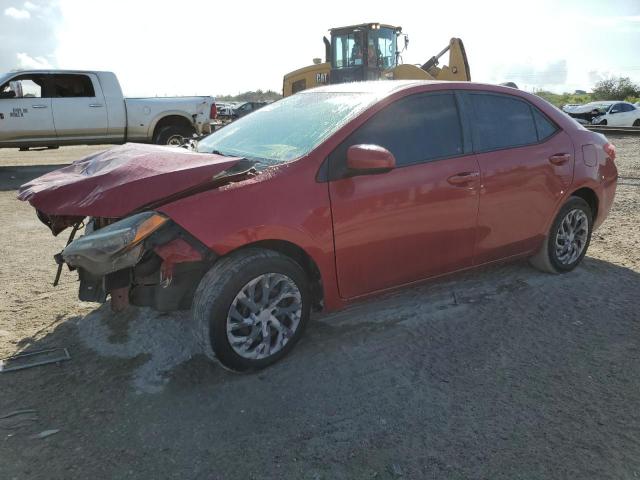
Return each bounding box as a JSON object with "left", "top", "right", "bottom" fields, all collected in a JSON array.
[
  {"left": 23, "top": 1, "right": 39, "bottom": 11},
  {"left": 16, "top": 52, "right": 52, "bottom": 69},
  {"left": 4, "top": 6, "right": 31, "bottom": 19}
]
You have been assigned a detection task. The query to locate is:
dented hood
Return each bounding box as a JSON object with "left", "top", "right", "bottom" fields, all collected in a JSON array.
[{"left": 18, "top": 143, "right": 242, "bottom": 219}]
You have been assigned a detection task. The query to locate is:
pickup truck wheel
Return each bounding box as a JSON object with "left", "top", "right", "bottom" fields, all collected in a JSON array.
[
  {"left": 529, "top": 196, "right": 593, "bottom": 274},
  {"left": 192, "top": 248, "right": 310, "bottom": 372},
  {"left": 154, "top": 125, "right": 195, "bottom": 146}
]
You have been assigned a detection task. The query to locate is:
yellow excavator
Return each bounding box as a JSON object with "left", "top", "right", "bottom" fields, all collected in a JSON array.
[{"left": 283, "top": 23, "right": 471, "bottom": 97}]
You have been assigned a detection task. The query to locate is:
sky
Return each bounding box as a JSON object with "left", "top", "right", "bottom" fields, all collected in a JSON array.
[{"left": 1, "top": 0, "right": 639, "bottom": 97}]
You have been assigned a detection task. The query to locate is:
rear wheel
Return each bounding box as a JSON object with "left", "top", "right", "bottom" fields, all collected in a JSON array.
[
  {"left": 529, "top": 196, "right": 593, "bottom": 273},
  {"left": 153, "top": 125, "right": 195, "bottom": 146},
  {"left": 192, "top": 248, "right": 310, "bottom": 372}
]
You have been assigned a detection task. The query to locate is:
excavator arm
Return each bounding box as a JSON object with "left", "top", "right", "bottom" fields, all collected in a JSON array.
[{"left": 389, "top": 38, "right": 471, "bottom": 82}]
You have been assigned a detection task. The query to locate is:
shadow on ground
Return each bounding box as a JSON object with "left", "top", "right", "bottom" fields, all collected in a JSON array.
[
  {"left": 2, "top": 257, "right": 640, "bottom": 479},
  {"left": 0, "top": 165, "right": 66, "bottom": 191}
]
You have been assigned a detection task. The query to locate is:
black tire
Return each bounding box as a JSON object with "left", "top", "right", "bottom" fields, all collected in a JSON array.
[
  {"left": 192, "top": 248, "right": 311, "bottom": 372},
  {"left": 153, "top": 125, "right": 195, "bottom": 146},
  {"left": 529, "top": 196, "right": 593, "bottom": 273},
  {"left": 599, "top": 119, "right": 608, "bottom": 126},
  {"left": 633, "top": 119, "right": 640, "bottom": 127}
]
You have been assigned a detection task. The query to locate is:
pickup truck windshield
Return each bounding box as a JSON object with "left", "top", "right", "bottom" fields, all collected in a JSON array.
[{"left": 196, "top": 92, "right": 379, "bottom": 163}]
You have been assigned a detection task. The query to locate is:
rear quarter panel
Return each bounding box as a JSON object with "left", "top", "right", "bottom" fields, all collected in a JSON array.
[{"left": 568, "top": 130, "right": 618, "bottom": 230}]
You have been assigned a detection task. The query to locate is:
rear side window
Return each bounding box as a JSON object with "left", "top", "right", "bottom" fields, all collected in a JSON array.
[
  {"left": 468, "top": 93, "right": 538, "bottom": 152},
  {"left": 51, "top": 74, "right": 95, "bottom": 98},
  {"left": 532, "top": 108, "right": 558, "bottom": 141},
  {"left": 330, "top": 92, "right": 463, "bottom": 175}
]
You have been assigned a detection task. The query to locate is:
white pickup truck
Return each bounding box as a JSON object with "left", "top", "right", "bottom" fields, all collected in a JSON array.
[{"left": 0, "top": 70, "right": 215, "bottom": 149}]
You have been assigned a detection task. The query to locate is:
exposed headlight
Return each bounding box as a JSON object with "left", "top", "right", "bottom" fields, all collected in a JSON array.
[{"left": 63, "top": 212, "right": 168, "bottom": 275}]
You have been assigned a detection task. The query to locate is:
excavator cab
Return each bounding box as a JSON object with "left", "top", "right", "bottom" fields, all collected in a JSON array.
[
  {"left": 282, "top": 22, "right": 471, "bottom": 97},
  {"left": 329, "top": 23, "right": 402, "bottom": 84}
]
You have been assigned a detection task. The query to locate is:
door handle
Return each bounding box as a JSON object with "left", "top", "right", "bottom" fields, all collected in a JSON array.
[
  {"left": 549, "top": 153, "right": 571, "bottom": 166},
  {"left": 447, "top": 171, "right": 480, "bottom": 186},
  {"left": 89, "top": 103, "right": 103, "bottom": 108},
  {"left": 32, "top": 104, "right": 48, "bottom": 109}
]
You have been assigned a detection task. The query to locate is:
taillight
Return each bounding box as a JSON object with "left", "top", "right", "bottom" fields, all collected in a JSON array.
[
  {"left": 210, "top": 103, "right": 217, "bottom": 120},
  {"left": 603, "top": 142, "right": 616, "bottom": 162}
]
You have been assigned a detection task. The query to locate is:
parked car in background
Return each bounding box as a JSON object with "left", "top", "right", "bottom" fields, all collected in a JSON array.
[
  {"left": 231, "top": 101, "right": 268, "bottom": 119},
  {"left": 590, "top": 101, "right": 640, "bottom": 127},
  {"left": 0, "top": 70, "right": 216, "bottom": 149},
  {"left": 563, "top": 101, "right": 615, "bottom": 125},
  {"left": 563, "top": 100, "right": 640, "bottom": 126},
  {"left": 19, "top": 80, "right": 617, "bottom": 371}
]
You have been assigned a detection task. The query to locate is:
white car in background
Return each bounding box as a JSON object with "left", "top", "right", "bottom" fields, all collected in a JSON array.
[{"left": 591, "top": 101, "right": 640, "bottom": 127}]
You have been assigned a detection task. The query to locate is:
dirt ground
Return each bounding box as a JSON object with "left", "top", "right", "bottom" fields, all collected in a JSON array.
[{"left": 0, "top": 137, "right": 639, "bottom": 479}]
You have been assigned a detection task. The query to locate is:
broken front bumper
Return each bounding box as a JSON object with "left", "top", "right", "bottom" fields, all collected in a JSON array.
[{"left": 61, "top": 213, "right": 214, "bottom": 312}]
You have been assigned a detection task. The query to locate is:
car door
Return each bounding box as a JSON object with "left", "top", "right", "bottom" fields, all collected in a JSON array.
[
  {"left": 463, "top": 92, "right": 575, "bottom": 264},
  {"left": 327, "top": 91, "right": 480, "bottom": 299},
  {"left": 50, "top": 73, "right": 107, "bottom": 141},
  {"left": 0, "top": 73, "right": 56, "bottom": 146},
  {"left": 618, "top": 103, "right": 638, "bottom": 126},
  {"left": 605, "top": 103, "right": 623, "bottom": 126}
]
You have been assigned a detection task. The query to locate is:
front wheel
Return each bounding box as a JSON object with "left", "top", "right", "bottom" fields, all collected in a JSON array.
[
  {"left": 633, "top": 119, "right": 640, "bottom": 127},
  {"left": 192, "top": 248, "right": 310, "bottom": 372},
  {"left": 529, "top": 196, "right": 593, "bottom": 273}
]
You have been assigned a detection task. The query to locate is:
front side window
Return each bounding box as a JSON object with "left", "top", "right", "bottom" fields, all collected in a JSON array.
[
  {"left": 468, "top": 93, "right": 538, "bottom": 152},
  {"left": 368, "top": 28, "right": 397, "bottom": 69},
  {"left": 329, "top": 92, "right": 464, "bottom": 177},
  {"left": 51, "top": 74, "right": 95, "bottom": 98},
  {"left": 333, "top": 31, "right": 364, "bottom": 68},
  {"left": 0, "top": 74, "right": 46, "bottom": 99}
]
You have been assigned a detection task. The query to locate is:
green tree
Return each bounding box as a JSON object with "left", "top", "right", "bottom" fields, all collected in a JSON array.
[{"left": 592, "top": 77, "right": 640, "bottom": 100}]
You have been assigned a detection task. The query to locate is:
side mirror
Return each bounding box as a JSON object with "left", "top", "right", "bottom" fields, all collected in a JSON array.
[{"left": 347, "top": 144, "right": 396, "bottom": 175}]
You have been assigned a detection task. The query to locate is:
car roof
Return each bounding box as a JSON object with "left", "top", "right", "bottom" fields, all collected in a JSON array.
[
  {"left": 303, "top": 79, "right": 532, "bottom": 98},
  {"left": 304, "top": 80, "right": 432, "bottom": 95}
]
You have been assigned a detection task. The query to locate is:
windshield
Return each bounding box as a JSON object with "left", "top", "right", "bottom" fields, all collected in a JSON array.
[
  {"left": 197, "top": 92, "right": 379, "bottom": 163},
  {"left": 587, "top": 102, "right": 613, "bottom": 109}
]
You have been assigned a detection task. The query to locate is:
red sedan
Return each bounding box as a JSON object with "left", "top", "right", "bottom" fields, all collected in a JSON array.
[{"left": 19, "top": 80, "right": 618, "bottom": 371}]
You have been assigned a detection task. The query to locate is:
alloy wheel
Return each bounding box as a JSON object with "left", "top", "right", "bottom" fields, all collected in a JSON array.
[
  {"left": 554, "top": 209, "right": 589, "bottom": 265},
  {"left": 226, "top": 273, "right": 302, "bottom": 360}
]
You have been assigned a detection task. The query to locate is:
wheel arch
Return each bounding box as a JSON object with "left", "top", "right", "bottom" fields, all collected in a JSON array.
[
  {"left": 150, "top": 113, "right": 194, "bottom": 141},
  {"left": 228, "top": 239, "right": 325, "bottom": 311},
  {"left": 570, "top": 186, "right": 599, "bottom": 223}
]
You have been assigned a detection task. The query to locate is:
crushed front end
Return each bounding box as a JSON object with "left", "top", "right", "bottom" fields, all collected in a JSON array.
[
  {"left": 16, "top": 143, "right": 254, "bottom": 312},
  {"left": 60, "top": 212, "right": 216, "bottom": 311}
]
